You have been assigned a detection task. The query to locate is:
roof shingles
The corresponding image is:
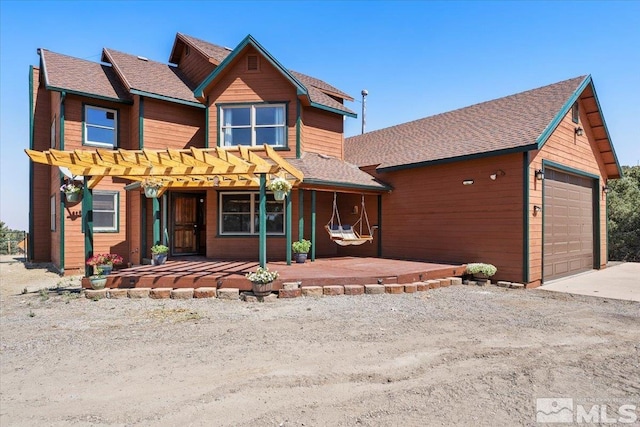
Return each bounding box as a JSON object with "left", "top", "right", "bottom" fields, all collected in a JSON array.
[
  {"left": 345, "top": 76, "right": 587, "bottom": 169},
  {"left": 289, "top": 153, "right": 388, "bottom": 190}
]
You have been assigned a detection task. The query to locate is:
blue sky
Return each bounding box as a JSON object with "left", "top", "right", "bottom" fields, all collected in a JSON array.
[{"left": 1, "top": 1, "right": 639, "bottom": 231}]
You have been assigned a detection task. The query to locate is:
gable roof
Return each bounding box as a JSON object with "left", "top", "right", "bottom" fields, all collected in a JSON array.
[
  {"left": 101, "top": 48, "right": 202, "bottom": 108},
  {"left": 169, "top": 33, "right": 232, "bottom": 66},
  {"left": 288, "top": 152, "right": 389, "bottom": 192},
  {"left": 345, "top": 76, "right": 621, "bottom": 178},
  {"left": 38, "top": 49, "right": 131, "bottom": 103},
  {"left": 189, "top": 34, "right": 356, "bottom": 117}
]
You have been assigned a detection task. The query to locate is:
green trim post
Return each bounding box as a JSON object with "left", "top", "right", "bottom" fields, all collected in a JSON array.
[
  {"left": 377, "top": 194, "right": 382, "bottom": 257},
  {"left": 522, "top": 152, "right": 530, "bottom": 284},
  {"left": 138, "top": 96, "right": 144, "bottom": 149},
  {"left": 259, "top": 174, "right": 267, "bottom": 267},
  {"left": 298, "top": 189, "right": 304, "bottom": 239},
  {"left": 152, "top": 197, "right": 160, "bottom": 246},
  {"left": 204, "top": 97, "right": 209, "bottom": 148},
  {"left": 28, "top": 66, "right": 35, "bottom": 261},
  {"left": 296, "top": 99, "right": 301, "bottom": 158},
  {"left": 593, "top": 179, "right": 601, "bottom": 269},
  {"left": 59, "top": 92, "right": 66, "bottom": 273},
  {"left": 162, "top": 194, "right": 168, "bottom": 246},
  {"left": 311, "top": 190, "right": 316, "bottom": 262},
  {"left": 286, "top": 192, "right": 292, "bottom": 265},
  {"left": 83, "top": 183, "right": 93, "bottom": 277}
]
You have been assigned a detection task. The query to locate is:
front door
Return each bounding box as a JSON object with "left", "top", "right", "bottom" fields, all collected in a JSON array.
[{"left": 172, "top": 193, "right": 205, "bottom": 255}]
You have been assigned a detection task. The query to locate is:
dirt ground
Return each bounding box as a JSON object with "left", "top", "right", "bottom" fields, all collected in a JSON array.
[{"left": 1, "top": 257, "right": 639, "bottom": 426}]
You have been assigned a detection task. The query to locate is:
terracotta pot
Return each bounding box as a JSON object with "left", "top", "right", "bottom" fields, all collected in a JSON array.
[{"left": 251, "top": 281, "right": 273, "bottom": 296}]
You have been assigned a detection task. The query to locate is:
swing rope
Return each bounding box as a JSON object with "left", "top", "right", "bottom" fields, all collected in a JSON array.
[{"left": 325, "top": 193, "right": 374, "bottom": 245}]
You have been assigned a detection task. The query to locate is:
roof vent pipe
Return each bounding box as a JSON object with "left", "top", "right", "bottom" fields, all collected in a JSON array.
[{"left": 361, "top": 89, "right": 368, "bottom": 135}]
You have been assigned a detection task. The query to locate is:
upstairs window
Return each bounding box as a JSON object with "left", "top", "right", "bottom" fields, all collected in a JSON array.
[
  {"left": 84, "top": 105, "right": 117, "bottom": 148},
  {"left": 220, "top": 104, "right": 286, "bottom": 147}
]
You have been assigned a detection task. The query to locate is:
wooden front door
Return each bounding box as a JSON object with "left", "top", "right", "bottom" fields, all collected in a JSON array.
[{"left": 172, "top": 193, "right": 205, "bottom": 255}]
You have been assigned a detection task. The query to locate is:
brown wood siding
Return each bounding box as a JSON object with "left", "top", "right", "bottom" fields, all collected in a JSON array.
[
  {"left": 31, "top": 67, "right": 53, "bottom": 262},
  {"left": 49, "top": 91, "right": 62, "bottom": 267},
  {"left": 374, "top": 154, "right": 524, "bottom": 282},
  {"left": 176, "top": 48, "right": 216, "bottom": 87},
  {"left": 529, "top": 98, "right": 609, "bottom": 284},
  {"left": 301, "top": 108, "right": 344, "bottom": 158},
  {"left": 142, "top": 98, "right": 205, "bottom": 149},
  {"left": 58, "top": 96, "right": 131, "bottom": 271},
  {"left": 127, "top": 95, "right": 140, "bottom": 150},
  {"left": 205, "top": 47, "right": 297, "bottom": 157}
]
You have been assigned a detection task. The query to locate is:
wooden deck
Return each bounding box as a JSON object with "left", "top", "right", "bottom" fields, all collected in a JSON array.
[{"left": 83, "top": 257, "right": 466, "bottom": 291}]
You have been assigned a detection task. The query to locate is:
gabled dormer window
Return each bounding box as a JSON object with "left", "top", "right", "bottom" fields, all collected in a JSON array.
[
  {"left": 220, "top": 104, "right": 286, "bottom": 147},
  {"left": 84, "top": 105, "right": 117, "bottom": 148}
]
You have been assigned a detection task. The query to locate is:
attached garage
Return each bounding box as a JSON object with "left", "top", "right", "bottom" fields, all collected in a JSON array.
[{"left": 543, "top": 168, "right": 597, "bottom": 281}]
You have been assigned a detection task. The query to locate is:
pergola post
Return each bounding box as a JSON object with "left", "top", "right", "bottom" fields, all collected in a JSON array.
[
  {"left": 286, "top": 191, "right": 292, "bottom": 265},
  {"left": 311, "top": 190, "right": 316, "bottom": 262},
  {"left": 259, "top": 174, "right": 267, "bottom": 267},
  {"left": 152, "top": 197, "right": 160, "bottom": 246},
  {"left": 83, "top": 183, "right": 93, "bottom": 277}
]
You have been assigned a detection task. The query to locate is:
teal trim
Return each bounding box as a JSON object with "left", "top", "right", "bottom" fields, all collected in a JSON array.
[
  {"left": 286, "top": 192, "right": 292, "bottom": 265},
  {"left": 59, "top": 92, "right": 66, "bottom": 273},
  {"left": 311, "top": 190, "right": 316, "bottom": 262},
  {"left": 162, "top": 194, "right": 168, "bottom": 246},
  {"left": 194, "top": 34, "right": 307, "bottom": 99},
  {"left": 542, "top": 160, "right": 600, "bottom": 180},
  {"left": 138, "top": 96, "right": 144, "bottom": 149},
  {"left": 593, "top": 179, "right": 601, "bottom": 269},
  {"left": 541, "top": 163, "right": 546, "bottom": 282},
  {"left": 28, "top": 66, "right": 35, "bottom": 261},
  {"left": 204, "top": 98, "right": 209, "bottom": 148},
  {"left": 536, "top": 76, "right": 591, "bottom": 149},
  {"left": 46, "top": 85, "right": 131, "bottom": 104},
  {"left": 83, "top": 184, "right": 94, "bottom": 277},
  {"left": 296, "top": 99, "right": 301, "bottom": 158},
  {"left": 129, "top": 89, "right": 204, "bottom": 109},
  {"left": 141, "top": 197, "right": 147, "bottom": 258},
  {"left": 259, "top": 174, "right": 267, "bottom": 267},
  {"left": 298, "top": 190, "right": 304, "bottom": 240},
  {"left": 309, "top": 101, "right": 357, "bottom": 118},
  {"left": 522, "top": 152, "right": 530, "bottom": 284},
  {"left": 152, "top": 197, "right": 160, "bottom": 246},
  {"left": 378, "top": 145, "right": 536, "bottom": 174},
  {"left": 586, "top": 79, "right": 623, "bottom": 177},
  {"left": 605, "top": 189, "right": 609, "bottom": 264},
  {"left": 377, "top": 194, "right": 382, "bottom": 258},
  {"left": 301, "top": 179, "right": 390, "bottom": 193}
]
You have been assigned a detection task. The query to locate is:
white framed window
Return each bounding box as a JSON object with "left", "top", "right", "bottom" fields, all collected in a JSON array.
[
  {"left": 50, "top": 194, "right": 56, "bottom": 231},
  {"left": 219, "top": 192, "right": 285, "bottom": 235},
  {"left": 93, "top": 191, "right": 119, "bottom": 232},
  {"left": 220, "top": 104, "right": 286, "bottom": 147},
  {"left": 84, "top": 105, "right": 117, "bottom": 147},
  {"left": 50, "top": 115, "right": 56, "bottom": 148}
]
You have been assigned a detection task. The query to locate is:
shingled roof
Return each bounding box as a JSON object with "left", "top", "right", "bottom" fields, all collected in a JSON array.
[
  {"left": 345, "top": 76, "right": 590, "bottom": 170},
  {"left": 102, "top": 48, "right": 200, "bottom": 106},
  {"left": 176, "top": 33, "right": 355, "bottom": 115},
  {"left": 289, "top": 153, "right": 389, "bottom": 192},
  {"left": 39, "top": 49, "right": 131, "bottom": 102}
]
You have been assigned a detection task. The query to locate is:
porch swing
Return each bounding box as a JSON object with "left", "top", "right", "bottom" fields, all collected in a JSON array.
[{"left": 325, "top": 193, "right": 375, "bottom": 246}]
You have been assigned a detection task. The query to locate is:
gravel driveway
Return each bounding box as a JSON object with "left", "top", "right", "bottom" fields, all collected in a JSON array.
[{"left": 1, "top": 260, "right": 639, "bottom": 426}]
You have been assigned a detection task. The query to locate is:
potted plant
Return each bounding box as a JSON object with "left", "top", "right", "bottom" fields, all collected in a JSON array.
[
  {"left": 292, "top": 239, "right": 311, "bottom": 263},
  {"left": 141, "top": 178, "right": 163, "bottom": 198},
  {"left": 86, "top": 253, "right": 124, "bottom": 276},
  {"left": 268, "top": 177, "right": 292, "bottom": 201},
  {"left": 60, "top": 182, "right": 82, "bottom": 203},
  {"left": 466, "top": 263, "right": 497, "bottom": 283},
  {"left": 245, "top": 266, "right": 279, "bottom": 296},
  {"left": 88, "top": 267, "right": 107, "bottom": 290},
  {"left": 150, "top": 244, "right": 169, "bottom": 265}
]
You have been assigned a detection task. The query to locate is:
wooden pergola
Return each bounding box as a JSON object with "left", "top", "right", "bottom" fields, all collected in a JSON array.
[{"left": 26, "top": 144, "right": 304, "bottom": 275}]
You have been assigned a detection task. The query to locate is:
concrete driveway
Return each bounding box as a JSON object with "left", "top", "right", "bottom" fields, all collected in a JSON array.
[{"left": 540, "top": 262, "right": 640, "bottom": 302}]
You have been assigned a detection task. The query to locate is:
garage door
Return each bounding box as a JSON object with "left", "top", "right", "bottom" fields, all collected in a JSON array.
[{"left": 543, "top": 169, "right": 594, "bottom": 281}]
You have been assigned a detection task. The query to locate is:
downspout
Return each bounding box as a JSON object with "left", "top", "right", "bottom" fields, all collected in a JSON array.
[
  {"left": 522, "top": 151, "right": 530, "bottom": 284},
  {"left": 204, "top": 96, "right": 209, "bottom": 148}
]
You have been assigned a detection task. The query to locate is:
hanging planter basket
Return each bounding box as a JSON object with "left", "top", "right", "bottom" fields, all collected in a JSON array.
[
  {"left": 273, "top": 190, "right": 288, "bottom": 201},
  {"left": 64, "top": 192, "right": 82, "bottom": 203},
  {"left": 144, "top": 186, "right": 160, "bottom": 198}
]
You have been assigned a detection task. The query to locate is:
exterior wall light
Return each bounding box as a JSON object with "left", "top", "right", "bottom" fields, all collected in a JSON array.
[
  {"left": 535, "top": 169, "right": 544, "bottom": 180},
  {"left": 602, "top": 185, "right": 610, "bottom": 194},
  {"left": 575, "top": 126, "right": 584, "bottom": 136},
  {"left": 533, "top": 205, "right": 542, "bottom": 214},
  {"left": 462, "top": 180, "right": 474, "bottom": 186},
  {"left": 490, "top": 169, "right": 506, "bottom": 180}
]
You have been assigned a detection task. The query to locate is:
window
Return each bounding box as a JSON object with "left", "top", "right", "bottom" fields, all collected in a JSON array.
[
  {"left": 219, "top": 192, "right": 285, "bottom": 235},
  {"left": 220, "top": 104, "right": 286, "bottom": 147},
  {"left": 50, "top": 115, "right": 56, "bottom": 148},
  {"left": 572, "top": 102, "right": 579, "bottom": 123},
  {"left": 50, "top": 195, "right": 56, "bottom": 231},
  {"left": 84, "top": 105, "right": 117, "bottom": 147},
  {"left": 93, "top": 191, "right": 118, "bottom": 232}
]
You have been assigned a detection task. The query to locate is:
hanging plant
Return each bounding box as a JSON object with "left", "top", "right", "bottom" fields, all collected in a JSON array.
[{"left": 141, "top": 178, "right": 163, "bottom": 198}]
